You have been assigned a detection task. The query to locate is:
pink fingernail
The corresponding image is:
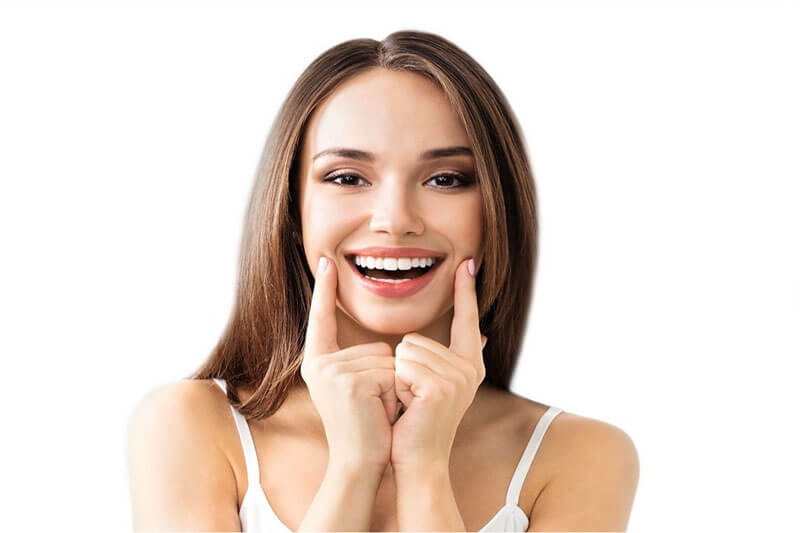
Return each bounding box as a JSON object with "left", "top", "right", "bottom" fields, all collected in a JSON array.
[
  {"left": 468, "top": 258, "right": 475, "bottom": 276},
  {"left": 318, "top": 257, "right": 328, "bottom": 273}
]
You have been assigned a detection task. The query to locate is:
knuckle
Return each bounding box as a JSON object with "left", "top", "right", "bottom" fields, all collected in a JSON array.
[
  {"left": 454, "top": 369, "right": 471, "bottom": 388},
  {"left": 377, "top": 342, "right": 393, "bottom": 356},
  {"left": 302, "top": 358, "right": 319, "bottom": 379},
  {"left": 447, "top": 377, "right": 461, "bottom": 393},
  {"left": 432, "top": 385, "right": 451, "bottom": 401},
  {"left": 321, "top": 360, "right": 342, "bottom": 379},
  {"left": 476, "top": 364, "right": 486, "bottom": 382},
  {"left": 464, "top": 365, "right": 479, "bottom": 386},
  {"left": 333, "top": 371, "right": 359, "bottom": 394}
]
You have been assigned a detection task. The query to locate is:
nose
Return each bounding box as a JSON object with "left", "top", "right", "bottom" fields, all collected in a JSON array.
[{"left": 368, "top": 178, "right": 424, "bottom": 236}]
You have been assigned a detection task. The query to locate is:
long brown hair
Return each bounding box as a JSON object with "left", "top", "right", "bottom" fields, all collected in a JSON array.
[{"left": 189, "top": 30, "right": 539, "bottom": 421}]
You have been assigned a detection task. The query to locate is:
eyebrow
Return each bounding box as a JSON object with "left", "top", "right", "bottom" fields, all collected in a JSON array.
[{"left": 312, "top": 146, "right": 473, "bottom": 163}]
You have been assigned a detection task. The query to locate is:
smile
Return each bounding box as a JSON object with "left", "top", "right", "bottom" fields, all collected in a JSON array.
[{"left": 344, "top": 254, "right": 445, "bottom": 298}]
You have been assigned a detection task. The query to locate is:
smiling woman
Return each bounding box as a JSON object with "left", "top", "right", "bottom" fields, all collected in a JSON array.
[{"left": 127, "top": 29, "right": 638, "bottom": 533}]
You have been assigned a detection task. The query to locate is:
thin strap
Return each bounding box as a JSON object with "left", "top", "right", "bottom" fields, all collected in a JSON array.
[
  {"left": 212, "top": 378, "right": 262, "bottom": 490},
  {"left": 505, "top": 405, "right": 563, "bottom": 506}
]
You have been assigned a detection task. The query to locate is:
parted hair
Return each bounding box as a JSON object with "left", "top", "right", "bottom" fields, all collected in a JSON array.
[{"left": 189, "top": 30, "right": 540, "bottom": 421}]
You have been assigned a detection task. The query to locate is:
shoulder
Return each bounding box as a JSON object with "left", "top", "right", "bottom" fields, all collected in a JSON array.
[
  {"left": 131, "top": 378, "right": 229, "bottom": 416},
  {"left": 127, "top": 379, "right": 241, "bottom": 531},
  {"left": 127, "top": 378, "right": 239, "bottom": 479},
  {"left": 128, "top": 379, "right": 234, "bottom": 443},
  {"left": 543, "top": 409, "right": 639, "bottom": 483},
  {"left": 525, "top": 405, "right": 640, "bottom": 531},
  {"left": 499, "top": 391, "right": 638, "bottom": 477}
]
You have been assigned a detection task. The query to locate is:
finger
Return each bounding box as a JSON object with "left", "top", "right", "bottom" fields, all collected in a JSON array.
[
  {"left": 396, "top": 341, "right": 460, "bottom": 382},
  {"left": 347, "top": 367, "right": 397, "bottom": 424},
  {"left": 481, "top": 335, "right": 487, "bottom": 350},
  {"left": 401, "top": 332, "right": 446, "bottom": 356},
  {"left": 324, "top": 342, "right": 393, "bottom": 362},
  {"left": 449, "top": 257, "right": 481, "bottom": 359},
  {"left": 395, "top": 358, "right": 440, "bottom": 401},
  {"left": 381, "top": 385, "right": 399, "bottom": 425},
  {"left": 352, "top": 366, "right": 398, "bottom": 425},
  {"left": 305, "top": 256, "right": 340, "bottom": 356},
  {"left": 329, "top": 354, "right": 395, "bottom": 374}
]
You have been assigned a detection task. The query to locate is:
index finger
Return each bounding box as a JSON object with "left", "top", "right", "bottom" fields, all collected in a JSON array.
[
  {"left": 305, "top": 256, "right": 340, "bottom": 356},
  {"left": 449, "top": 257, "right": 481, "bottom": 359}
]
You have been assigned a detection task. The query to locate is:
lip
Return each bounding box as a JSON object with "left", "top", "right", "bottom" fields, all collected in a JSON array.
[
  {"left": 344, "top": 254, "right": 445, "bottom": 298},
  {"left": 342, "top": 246, "right": 446, "bottom": 259}
]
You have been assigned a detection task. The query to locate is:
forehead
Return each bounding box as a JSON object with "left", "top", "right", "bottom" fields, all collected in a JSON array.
[{"left": 301, "top": 68, "right": 471, "bottom": 163}]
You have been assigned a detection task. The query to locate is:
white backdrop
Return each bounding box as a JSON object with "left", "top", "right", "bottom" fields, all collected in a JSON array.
[{"left": 1, "top": 2, "right": 797, "bottom": 531}]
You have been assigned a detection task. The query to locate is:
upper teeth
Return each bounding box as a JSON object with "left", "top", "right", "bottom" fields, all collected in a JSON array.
[{"left": 354, "top": 256, "right": 437, "bottom": 270}]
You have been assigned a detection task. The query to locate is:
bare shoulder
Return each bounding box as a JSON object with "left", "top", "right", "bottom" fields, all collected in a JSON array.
[
  {"left": 128, "top": 379, "right": 235, "bottom": 453},
  {"left": 501, "top": 391, "right": 638, "bottom": 473},
  {"left": 521, "top": 403, "right": 640, "bottom": 532},
  {"left": 127, "top": 379, "right": 241, "bottom": 532},
  {"left": 130, "top": 378, "right": 232, "bottom": 422}
]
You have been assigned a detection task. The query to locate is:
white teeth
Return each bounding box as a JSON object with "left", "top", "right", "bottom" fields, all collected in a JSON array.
[
  {"left": 354, "top": 256, "right": 437, "bottom": 270},
  {"left": 364, "top": 276, "right": 414, "bottom": 284}
]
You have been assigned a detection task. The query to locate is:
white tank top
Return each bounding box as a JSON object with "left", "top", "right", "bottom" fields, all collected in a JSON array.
[{"left": 213, "top": 378, "right": 563, "bottom": 532}]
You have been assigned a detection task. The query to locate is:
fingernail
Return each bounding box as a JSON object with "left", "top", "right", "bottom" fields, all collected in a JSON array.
[
  {"left": 468, "top": 258, "right": 475, "bottom": 276},
  {"left": 318, "top": 256, "right": 328, "bottom": 273},
  {"left": 481, "top": 336, "right": 487, "bottom": 349}
]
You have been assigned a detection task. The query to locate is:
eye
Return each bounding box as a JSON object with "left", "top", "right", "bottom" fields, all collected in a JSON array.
[
  {"left": 425, "top": 172, "right": 471, "bottom": 189},
  {"left": 322, "top": 171, "right": 472, "bottom": 189},
  {"left": 322, "top": 172, "right": 369, "bottom": 187}
]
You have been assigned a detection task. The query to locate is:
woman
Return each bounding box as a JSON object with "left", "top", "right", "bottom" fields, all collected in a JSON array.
[{"left": 128, "top": 30, "right": 639, "bottom": 532}]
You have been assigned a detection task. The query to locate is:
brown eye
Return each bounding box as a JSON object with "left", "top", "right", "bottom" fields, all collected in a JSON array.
[
  {"left": 322, "top": 171, "right": 472, "bottom": 189},
  {"left": 322, "top": 172, "right": 369, "bottom": 187},
  {"left": 426, "top": 172, "right": 470, "bottom": 189}
]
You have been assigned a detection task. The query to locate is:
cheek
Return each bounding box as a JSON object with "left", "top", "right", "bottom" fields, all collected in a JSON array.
[
  {"left": 433, "top": 196, "right": 483, "bottom": 253},
  {"left": 302, "top": 195, "right": 360, "bottom": 250},
  {"left": 455, "top": 218, "right": 483, "bottom": 256},
  {"left": 467, "top": 195, "right": 484, "bottom": 252}
]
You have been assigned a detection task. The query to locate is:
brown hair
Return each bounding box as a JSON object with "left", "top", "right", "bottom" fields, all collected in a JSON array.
[{"left": 189, "top": 30, "right": 539, "bottom": 421}]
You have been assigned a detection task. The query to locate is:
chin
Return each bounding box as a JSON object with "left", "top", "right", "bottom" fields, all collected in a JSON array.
[{"left": 349, "top": 309, "right": 435, "bottom": 335}]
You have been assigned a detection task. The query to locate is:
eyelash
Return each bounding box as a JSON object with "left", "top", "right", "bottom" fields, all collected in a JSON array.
[{"left": 322, "top": 171, "right": 472, "bottom": 190}]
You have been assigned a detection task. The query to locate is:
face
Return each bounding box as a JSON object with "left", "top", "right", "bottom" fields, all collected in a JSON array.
[{"left": 296, "top": 68, "right": 484, "bottom": 337}]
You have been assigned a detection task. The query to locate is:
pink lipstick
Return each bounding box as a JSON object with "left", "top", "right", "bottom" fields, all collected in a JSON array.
[{"left": 344, "top": 252, "right": 446, "bottom": 298}]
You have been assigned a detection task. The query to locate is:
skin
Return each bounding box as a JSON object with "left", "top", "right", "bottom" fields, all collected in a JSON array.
[
  {"left": 288, "top": 67, "right": 491, "bottom": 435},
  {"left": 127, "top": 68, "right": 638, "bottom": 533}
]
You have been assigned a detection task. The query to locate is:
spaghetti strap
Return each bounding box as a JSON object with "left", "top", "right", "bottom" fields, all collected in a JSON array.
[
  {"left": 504, "top": 405, "right": 563, "bottom": 507},
  {"left": 212, "top": 378, "right": 262, "bottom": 491}
]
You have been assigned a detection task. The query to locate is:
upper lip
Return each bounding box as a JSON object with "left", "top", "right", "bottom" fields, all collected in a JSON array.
[{"left": 344, "top": 246, "right": 446, "bottom": 259}]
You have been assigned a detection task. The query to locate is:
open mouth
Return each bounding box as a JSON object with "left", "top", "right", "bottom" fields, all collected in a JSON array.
[{"left": 345, "top": 254, "right": 444, "bottom": 283}]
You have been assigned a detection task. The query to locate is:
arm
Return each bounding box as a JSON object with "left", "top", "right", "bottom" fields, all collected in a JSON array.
[
  {"left": 127, "top": 381, "right": 241, "bottom": 532},
  {"left": 297, "top": 462, "right": 385, "bottom": 531},
  {"left": 527, "top": 418, "right": 640, "bottom": 532},
  {"left": 394, "top": 462, "right": 466, "bottom": 531}
]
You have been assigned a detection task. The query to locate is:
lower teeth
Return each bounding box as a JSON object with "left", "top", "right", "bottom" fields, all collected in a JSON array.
[{"left": 364, "top": 275, "right": 414, "bottom": 284}]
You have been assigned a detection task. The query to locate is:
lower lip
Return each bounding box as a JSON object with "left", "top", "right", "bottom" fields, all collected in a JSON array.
[{"left": 346, "top": 257, "right": 445, "bottom": 298}]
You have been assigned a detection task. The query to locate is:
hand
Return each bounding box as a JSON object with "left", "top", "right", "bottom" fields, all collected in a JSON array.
[
  {"left": 300, "top": 256, "right": 399, "bottom": 472},
  {"left": 390, "top": 257, "right": 487, "bottom": 470}
]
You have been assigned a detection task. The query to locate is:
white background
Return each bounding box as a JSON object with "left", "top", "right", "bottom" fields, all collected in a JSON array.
[{"left": 1, "top": 2, "right": 798, "bottom": 531}]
